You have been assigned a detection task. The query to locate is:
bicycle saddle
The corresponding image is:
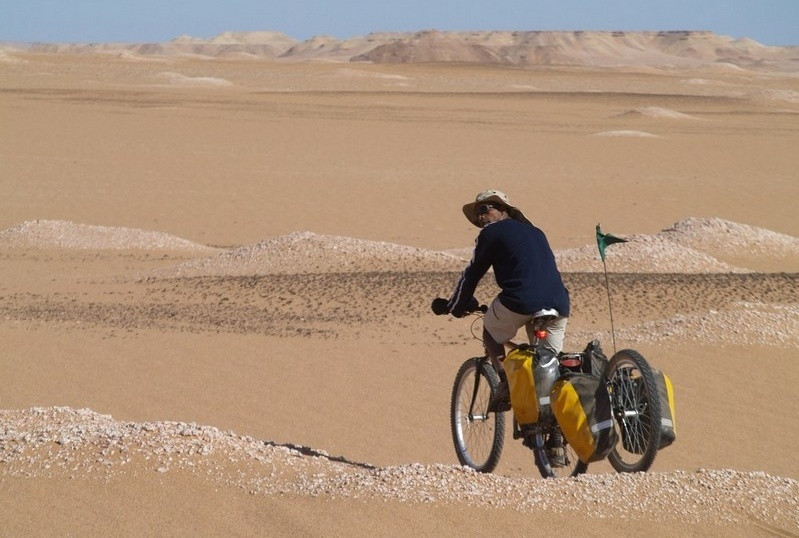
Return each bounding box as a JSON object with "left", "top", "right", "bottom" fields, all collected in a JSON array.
[{"left": 532, "top": 308, "right": 559, "bottom": 321}]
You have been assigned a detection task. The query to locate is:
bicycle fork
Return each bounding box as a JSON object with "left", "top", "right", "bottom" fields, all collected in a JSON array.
[{"left": 468, "top": 356, "right": 490, "bottom": 422}]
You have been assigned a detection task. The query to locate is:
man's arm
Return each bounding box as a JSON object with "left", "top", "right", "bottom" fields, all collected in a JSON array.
[{"left": 447, "top": 230, "right": 493, "bottom": 316}]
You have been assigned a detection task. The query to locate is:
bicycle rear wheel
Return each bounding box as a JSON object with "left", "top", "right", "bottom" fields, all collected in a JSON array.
[
  {"left": 450, "top": 357, "right": 505, "bottom": 473},
  {"left": 606, "top": 349, "right": 662, "bottom": 473}
]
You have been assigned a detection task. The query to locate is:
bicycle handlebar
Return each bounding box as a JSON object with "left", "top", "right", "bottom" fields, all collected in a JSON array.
[{"left": 431, "top": 297, "right": 449, "bottom": 315}]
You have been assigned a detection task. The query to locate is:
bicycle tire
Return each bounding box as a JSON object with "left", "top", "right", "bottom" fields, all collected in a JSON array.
[
  {"left": 450, "top": 357, "right": 505, "bottom": 473},
  {"left": 527, "top": 428, "right": 588, "bottom": 479},
  {"left": 606, "top": 349, "right": 662, "bottom": 473}
]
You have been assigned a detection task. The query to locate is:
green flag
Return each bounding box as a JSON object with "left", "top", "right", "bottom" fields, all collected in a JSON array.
[{"left": 596, "top": 224, "right": 628, "bottom": 261}]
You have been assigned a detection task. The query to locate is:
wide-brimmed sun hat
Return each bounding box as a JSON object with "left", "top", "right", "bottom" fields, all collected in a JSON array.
[{"left": 462, "top": 189, "right": 529, "bottom": 228}]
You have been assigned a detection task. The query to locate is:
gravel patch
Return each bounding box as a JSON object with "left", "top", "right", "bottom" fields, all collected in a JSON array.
[
  {"left": 557, "top": 234, "right": 747, "bottom": 273},
  {"left": 154, "top": 230, "right": 467, "bottom": 277},
  {"left": 3, "top": 217, "right": 795, "bottom": 275},
  {"left": 0, "top": 220, "right": 220, "bottom": 253},
  {"left": 2, "top": 407, "right": 797, "bottom": 529},
  {"left": 661, "top": 217, "right": 799, "bottom": 259}
]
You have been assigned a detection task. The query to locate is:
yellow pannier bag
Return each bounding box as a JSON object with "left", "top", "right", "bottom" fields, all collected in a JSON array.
[
  {"left": 504, "top": 347, "right": 539, "bottom": 425},
  {"left": 618, "top": 368, "right": 677, "bottom": 454},
  {"left": 653, "top": 368, "right": 677, "bottom": 449},
  {"left": 551, "top": 374, "right": 618, "bottom": 464},
  {"left": 504, "top": 346, "right": 559, "bottom": 426}
]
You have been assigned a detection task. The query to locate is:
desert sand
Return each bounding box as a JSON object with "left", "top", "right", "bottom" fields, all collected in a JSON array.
[{"left": 1, "top": 35, "right": 799, "bottom": 536}]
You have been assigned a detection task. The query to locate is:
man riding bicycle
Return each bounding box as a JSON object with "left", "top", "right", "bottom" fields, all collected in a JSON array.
[{"left": 440, "top": 189, "right": 570, "bottom": 461}]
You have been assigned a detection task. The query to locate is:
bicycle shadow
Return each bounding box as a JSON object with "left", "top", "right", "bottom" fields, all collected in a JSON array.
[{"left": 263, "top": 440, "right": 378, "bottom": 470}]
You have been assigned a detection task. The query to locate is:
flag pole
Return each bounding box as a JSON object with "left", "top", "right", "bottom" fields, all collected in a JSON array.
[
  {"left": 601, "top": 256, "right": 619, "bottom": 354},
  {"left": 595, "top": 224, "right": 628, "bottom": 355}
]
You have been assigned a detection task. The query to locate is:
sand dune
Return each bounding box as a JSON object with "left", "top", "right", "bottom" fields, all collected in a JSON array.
[
  {"left": 2, "top": 52, "right": 798, "bottom": 536},
  {"left": 593, "top": 130, "right": 660, "bottom": 138},
  {"left": 0, "top": 49, "right": 25, "bottom": 64},
  {"left": 155, "top": 71, "right": 233, "bottom": 87},
  {"left": 615, "top": 106, "right": 701, "bottom": 120},
  {"left": 324, "top": 67, "right": 410, "bottom": 81}
]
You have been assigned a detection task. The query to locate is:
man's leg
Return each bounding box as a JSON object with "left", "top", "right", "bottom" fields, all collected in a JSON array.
[
  {"left": 482, "top": 326, "right": 506, "bottom": 372},
  {"left": 483, "top": 297, "right": 523, "bottom": 413},
  {"left": 483, "top": 297, "right": 525, "bottom": 349},
  {"left": 483, "top": 326, "right": 511, "bottom": 412}
]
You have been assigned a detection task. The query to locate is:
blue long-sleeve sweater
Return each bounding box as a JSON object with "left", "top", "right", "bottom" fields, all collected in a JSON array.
[{"left": 448, "top": 218, "right": 570, "bottom": 317}]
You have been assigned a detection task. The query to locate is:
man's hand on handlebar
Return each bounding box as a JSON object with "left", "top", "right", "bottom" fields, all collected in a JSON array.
[
  {"left": 431, "top": 297, "right": 487, "bottom": 317},
  {"left": 451, "top": 296, "right": 481, "bottom": 318}
]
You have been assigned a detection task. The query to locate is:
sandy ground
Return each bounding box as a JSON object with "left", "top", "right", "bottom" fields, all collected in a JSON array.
[{"left": 1, "top": 51, "right": 799, "bottom": 536}]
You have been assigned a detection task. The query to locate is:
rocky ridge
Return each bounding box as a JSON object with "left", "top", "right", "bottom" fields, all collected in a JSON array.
[{"left": 14, "top": 30, "right": 799, "bottom": 70}]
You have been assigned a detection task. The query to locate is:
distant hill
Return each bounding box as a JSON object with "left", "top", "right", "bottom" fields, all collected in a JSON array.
[{"left": 15, "top": 30, "right": 799, "bottom": 70}]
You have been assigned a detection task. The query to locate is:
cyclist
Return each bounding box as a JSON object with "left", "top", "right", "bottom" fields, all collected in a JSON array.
[{"left": 442, "top": 189, "right": 570, "bottom": 415}]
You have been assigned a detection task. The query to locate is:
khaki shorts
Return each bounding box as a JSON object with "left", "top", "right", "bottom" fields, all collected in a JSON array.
[{"left": 483, "top": 296, "right": 568, "bottom": 354}]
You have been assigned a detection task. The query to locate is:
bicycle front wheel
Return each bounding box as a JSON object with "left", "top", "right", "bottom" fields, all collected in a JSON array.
[
  {"left": 450, "top": 357, "right": 505, "bottom": 473},
  {"left": 606, "top": 349, "right": 662, "bottom": 473}
]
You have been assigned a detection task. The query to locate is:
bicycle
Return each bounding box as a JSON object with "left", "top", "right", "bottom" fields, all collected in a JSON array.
[{"left": 443, "top": 300, "right": 663, "bottom": 479}]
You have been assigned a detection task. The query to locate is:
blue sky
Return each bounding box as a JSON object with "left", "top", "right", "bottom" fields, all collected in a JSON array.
[{"left": 2, "top": 0, "right": 797, "bottom": 46}]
